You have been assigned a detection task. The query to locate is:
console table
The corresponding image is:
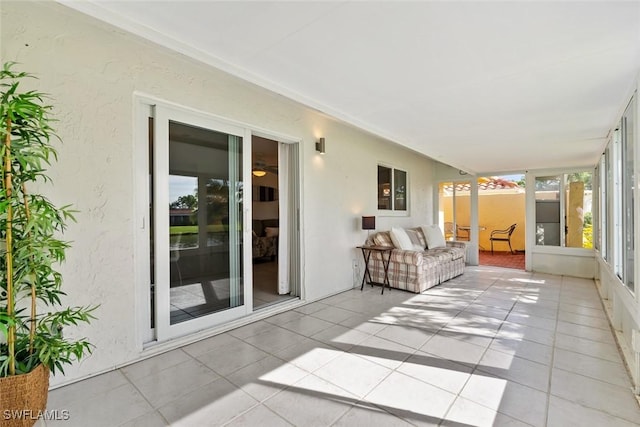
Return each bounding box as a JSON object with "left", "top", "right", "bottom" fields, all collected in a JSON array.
[{"left": 357, "top": 245, "right": 393, "bottom": 294}]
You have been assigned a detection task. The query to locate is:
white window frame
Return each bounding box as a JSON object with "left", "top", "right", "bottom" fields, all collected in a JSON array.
[{"left": 377, "top": 163, "right": 409, "bottom": 216}]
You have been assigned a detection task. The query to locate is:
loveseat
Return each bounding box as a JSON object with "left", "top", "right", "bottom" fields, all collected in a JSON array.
[{"left": 363, "top": 225, "right": 466, "bottom": 293}]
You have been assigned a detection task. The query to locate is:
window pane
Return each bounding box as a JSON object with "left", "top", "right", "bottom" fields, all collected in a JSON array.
[
  {"left": 168, "top": 120, "right": 243, "bottom": 324},
  {"left": 566, "top": 172, "right": 593, "bottom": 249},
  {"left": 623, "top": 102, "right": 635, "bottom": 291},
  {"left": 378, "top": 165, "right": 392, "bottom": 210},
  {"left": 535, "top": 176, "right": 561, "bottom": 246},
  {"left": 394, "top": 169, "right": 407, "bottom": 211},
  {"left": 169, "top": 175, "right": 199, "bottom": 249}
]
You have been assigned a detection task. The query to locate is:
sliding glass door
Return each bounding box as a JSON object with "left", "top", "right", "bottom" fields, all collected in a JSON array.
[{"left": 153, "top": 105, "right": 251, "bottom": 340}]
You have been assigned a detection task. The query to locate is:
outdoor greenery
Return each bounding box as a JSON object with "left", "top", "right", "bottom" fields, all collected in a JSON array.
[{"left": 0, "top": 62, "right": 96, "bottom": 377}]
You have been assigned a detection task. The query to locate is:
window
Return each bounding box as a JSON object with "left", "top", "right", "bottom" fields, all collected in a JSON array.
[
  {"left": 534, "top": 172, "right": 593, "bottom": 249},
  {"left": 619, "top": 98, "right": 635, "bottom": 291},
  {"left": 597, "top": 94, "right": 635, "bottom": 293},
  {"left": 378, "top": 165, "right": 407, "bottom": 212}
]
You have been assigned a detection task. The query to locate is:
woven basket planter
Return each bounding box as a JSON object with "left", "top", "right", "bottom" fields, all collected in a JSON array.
[{"left": 0, "top": 364, "right": 49, "bottom": 427}]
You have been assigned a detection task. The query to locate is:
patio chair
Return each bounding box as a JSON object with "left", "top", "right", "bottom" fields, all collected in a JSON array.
[
  {"left": 456, "top": 225, "right": 470, "bottom": 241},
  {"left": 443, "top": 222, "right": 455, "bottom": 241},
  {"left": 490, "top": 223, "right": 517, "bottom": 254}
]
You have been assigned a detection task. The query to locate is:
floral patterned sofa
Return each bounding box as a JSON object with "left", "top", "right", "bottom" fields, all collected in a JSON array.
[{"left": 363, "top": 225, "right": 466, "bottom": 293}]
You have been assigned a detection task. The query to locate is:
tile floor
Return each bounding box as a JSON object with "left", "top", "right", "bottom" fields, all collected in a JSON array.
[
  {"left": 43, "top": 266, "right": 640, "bottom": 426},
  {"left": 479, "top": 251, "right": 525, "bottom": 270}
]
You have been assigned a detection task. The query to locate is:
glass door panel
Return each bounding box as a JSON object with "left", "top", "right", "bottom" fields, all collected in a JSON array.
[{"left": 154, "top": 106, "right": 248, "bottom": 340}]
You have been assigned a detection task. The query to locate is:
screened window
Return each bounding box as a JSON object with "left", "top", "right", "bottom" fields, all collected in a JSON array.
[
  {"left": 599, "top": 94, "right": 635, "bottom": 293},
  {"left": 534, "top": 172, "right": 593, "bottom": 248}
]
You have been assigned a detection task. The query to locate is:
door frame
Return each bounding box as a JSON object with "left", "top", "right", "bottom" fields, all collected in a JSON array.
[
  {"left": 134, "top": 94, "right": 303, "bottom": 347},
  {"left": 153, "top": 103, "right": 253, "bottom": 341}
]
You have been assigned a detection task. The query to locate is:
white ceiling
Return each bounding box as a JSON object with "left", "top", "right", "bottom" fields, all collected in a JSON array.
[{"left": 62, "top": 1, "right": 640, "bottom": 174}]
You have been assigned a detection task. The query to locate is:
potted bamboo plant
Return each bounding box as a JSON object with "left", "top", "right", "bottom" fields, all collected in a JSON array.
[{"left": 0, "top": 62, "right": 95, "bottom": 426}]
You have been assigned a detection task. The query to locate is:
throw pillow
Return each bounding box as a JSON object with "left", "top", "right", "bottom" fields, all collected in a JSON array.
[
  {"left": 389, "top": 227, "right": 414, "bottom": 250},
  {"left": 421, "top": 225, "right": 446, "bottom": 249},
  {"left": 373, "top": 232, "right": 394, "bottom": 247},
  {"left": 405, "top": 228, "right": 426, "bottom": 251}
]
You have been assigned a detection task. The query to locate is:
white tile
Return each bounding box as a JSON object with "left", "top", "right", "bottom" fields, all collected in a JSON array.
[
  {"left": 243, "top": 325, "right": 307, "bottom": 354},
  {"left": 311, "top": 324, "right": 370, "bottom": 351},
  {"left": 333, "top": 401, "right": 414, "bottom": 427},
  {"left": 476, "top": 348, "right": 550, "bottom": 392},
  {"left": 339, "top": 314, "right": 388, "bottom": 335},
  {"left": 550, "top": 368, "right": 640, "bottom": 424},
  {"left": 227, "top": 355, "right": 308, "bottom": 402},
  {"left": 279, "top": 315, "right": 335, "bottom": 337},
  {"left": 182, "top": 333, "right": 242, "bottom": 357},
  {"left": 263, "top": 374, "right": 356, "bottom": 426},
  {"left": 442, "top": 396, "right": 531, "bottom": 427},
  {"left": 313, "top": 353, "right": 391, "bottom": 398},
  {"left": 129, "top": 358, "right": 219, "bottom": 407},
  {"left": 437, "top": 328, "right": 495, "bottom": 349},
  {"left": 472, "top": 296, "right": 517, "bottom": 310},
  {"left": 47, "top": 370, "right": 129, "bottom": 407},
  {"left": 558, "top": 310, "right": 611, "bottom": 330},
  {"left": 459, "top": 373, "right": 547, "bottom": 426},
  {"left": 264, "top": 310, "right": 305, "bottom": 326},
  {"left": 225, "top": 404, "right": 291, "bottom": 427},
  {"left": 119, "top": 411, "right": 169, "bottom": 427},
  {"left": 120, "top": 349, "right": 192, "bottom": 381},
  {"left": 553, "top": 348, "right": 631, "bottom": 388},
  {"left": 547, "top": 395, "right": 639, "bottom": 427},
  {"left": 47, "top": 383, "right": 152, "bottom": 427},
  {"left": 558, "top": 302, "right": 605, "bottom": 319},
  {"left": 462, "top": 304, "right": 510, "bottom": 321},
  {"left": 489, "top": 337, "right": 553, "bottom": 365},
  {"left": 497, "top": 321, "right": 555, "bottom": 346},
  {"left": 158, "top": 378, "right": 258, "bottom": 426},
  {"left": 293, "top": 301, "right": 329, "bottom": 315},
  {"left": 443, "top": 312, "right": 503, "bottom": 337},
  {"left": 554, "top": 332, "right": 623, "bottom": 363},
  {"left": 228, "top": 321, "right": 277, "bottom": 340},
  {"left": 397, "top": 351, "right": 473, "bottom": 394},
  {"left": 195, "top": 338, "right": 270, "bottom": 376},
  {"left": 273, "top": 338, "right": 343, "bottom": 372},
  {"left": 374, "top": 324, "right": 436, "bottom": 349},
  {"left": 419, "top": 333, "right": 487, "bottom": 367},
  {"left": 366, "top": 371, "right": 457, "bottom": 426},
  {"left": 505, "top": 311, "right": 557, "bottom": 331},
  {"left": 510, "top": 302, "right": 558, "bottom": 320},
  {"left": 349, "top": 335, "right": 416, "bottom": 369},
  {"left": 311, "top": 306, "right": 360, "bottom": 324},
  {"left": 332, "top": 297, "right": 385, "bottom": 314},
  {"left": 556, "top": 321, "right": 615, "bottom": 344}
]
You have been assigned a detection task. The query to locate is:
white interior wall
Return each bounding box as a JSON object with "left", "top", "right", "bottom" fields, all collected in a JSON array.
[{"left": 1, "top": 1, "right": 437, "bottom": 386}]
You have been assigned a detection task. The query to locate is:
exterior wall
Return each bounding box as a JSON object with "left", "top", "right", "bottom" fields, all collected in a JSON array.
[
  {"left": 1, "top": 1, "right": 437, "bottom": 386},
  {"left": 440, "top": 192, "right": 526, "bottom": 251}
]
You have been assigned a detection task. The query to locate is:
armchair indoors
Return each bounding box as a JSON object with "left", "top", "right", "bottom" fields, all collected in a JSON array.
[{"left": 490, "top": 223, "right": 517, "bottom": 254}]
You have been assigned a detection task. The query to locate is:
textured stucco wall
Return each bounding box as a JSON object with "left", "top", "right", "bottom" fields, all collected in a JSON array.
[{"left": 1, "top": 1, "right": 437, "bottom": 385}]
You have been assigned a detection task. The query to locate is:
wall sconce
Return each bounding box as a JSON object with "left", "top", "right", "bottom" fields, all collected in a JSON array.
[
  {"left": 362, "top": 216, "right": 376, "bottom": 230},
  {"left": 315, "top": 137, "right": 326, "bottom": 154}
]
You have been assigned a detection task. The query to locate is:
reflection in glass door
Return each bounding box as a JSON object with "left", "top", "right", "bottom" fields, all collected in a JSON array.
[
  {"left": 438, "top": 181, "right": 470, "bottom": 241},
  {"left": 154, "top": 106, "right": 249, "bottom": 340}
]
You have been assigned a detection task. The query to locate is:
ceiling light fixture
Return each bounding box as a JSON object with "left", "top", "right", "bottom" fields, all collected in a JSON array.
[{"left": 252, "top": 168, "right": 267, "bottom": 177}]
